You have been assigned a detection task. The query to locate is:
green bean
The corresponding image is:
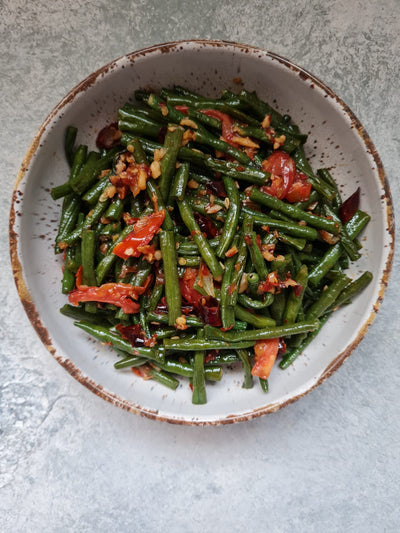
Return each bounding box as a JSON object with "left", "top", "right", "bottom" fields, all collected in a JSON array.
[
  {"left": 62, "top": 194, "right": 110, "bottom": 246},
  {"left": 215, "top": 177, "right": 241, "bottom": 258},
  {"left": 145, "top": 178, "right": 174, "bottom": 230},
  {"left": 55, "top": 194, "right": 81, "bottom": 253},
  {"left": 163, "top": 338, "right": 256, "bottom": 352},
  {"left": 187, "top": 108, "right": 223, "bottom": 130},
  {"left": 114, "top": 355, "right": 147, "bottom": 369},
  {"left": 238, "top": 89, "right": 283, "bottom": 127},
  {"left": 82, "top": 174, "right": 111, "bottom": 205},
  {"left": 60, "top": 304, "right": 110, "bottom": 325},
  {"left": 170, "top": 162, "right": 189, "bottom": 202},
  {"left": 234, "top": 304, "right": 276, "bottom": 328},
  {"left": 99, "top": 222, "right": 122, "bottom": 237},
  {"left": 81, "top": 229, "right": 97, "bottom": 286},
  {"left": 225, "top": 232, "right": 248, "bottom": 307},
  {"left": 203, "top": 352, "right": 240, "bottom": 365},
  {"left": 317, "top": 168, "right": 340, "bottom": 209},
  {"left": 116, "top": 357, "right": 220, "bottom": 382},
  {"left": 236, "top": 349, "right": 254, "bottom": 389},
  {"left": 245, "top": 229, "right": 269, "bottom": 280},
  {"left": 259, "top": 378, "right": 269, "bottom": 393},
  {"left": 247, "top": 273, "right": 260, "bottom": 297},
  {"left": 148, "top": 326, "right": 175, "bottom": 339},
  {"left": 241, "top": 206, "right": 320, "bottom": 240},
  {"left": 220, "top": 238, "right": 238, "bottom": 330},
  {"left": 237, "top": 293, "right": 273, "bottom": 310},
  {"left": 204, "top": 320, "right": 319, "bottom": 343},
  {"left": 75, "top": 321, "right": 164, "bottom": 362},
  {"left": 138, "top": 305, "right": 150, "bottom": 337},
  {"left": 177, "top": 256, "right": 201, "bottom": 267},
  {"left": 104, "top": 197, "right": 125, "bottom": 221},
  {"left": 119, "top": 104, "right": 168, "bottom": 124},
  {"left": 192, "top": 330, "right": 207, "bottom": 404},
  {"left": 177, "top": 200, "right": 223, "bottom": 279},
  {"left": 328, "top": 271, "right": 373, "bottom": 311},
  {"left": 278, "top": 233, "right": 306, "bottom": 251},
  {"left": 64, "top": 126, "right": 78, "bottom": 166},
  {"left": 145, "top": 279, "right": 164, "bottom": 313},
  {"left": 159, "top": 230, "right": 181, "bottom": 326},
  {"left": 131, "top": 257, "right": 152, "bottom": 286},
  {"left": 70, "top": 147, "right": 119, "bottom": 195},
  {"left": 308, "top": 210, "right": 370, "bottom": 286},
  {"left": 159, "top": 125, "right": 184, "bottom": 202},
  {"left": 147, "top": 312, "right": 203, "bottom": 328},
  {"left": 282, "top": 264, "right": 308, "bottom": 325},
  {"left": 177, "top": 238, "right": 219, "bottom": 255},
  {"left": 147, "top": 366, "right": 179, "bottom": 390},
  {"left": 269, "top": 292, "right": 287, "bottom": 326},
  {"left": 118, "top": 116, "right": 162, "bottom": 139},
  {"left": 84, "top": 302, "right": 98, "bottom": 314},
  {"left": 250, "top": 188, "right": 341, "bottom": 235},
  {"left": 64, "top": 242, "right": 82, "bottom": 273},
  {"left": 51, "top": 145, "right": 88, "bottom": 200},
  {"left": 61, "top": 267, "right": 75, "bottom": 294}
]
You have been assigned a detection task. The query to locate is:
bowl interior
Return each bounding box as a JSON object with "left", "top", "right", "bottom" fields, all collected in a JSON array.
[{"left": 11, "top": 41, "right": 393, "bottom": 424}]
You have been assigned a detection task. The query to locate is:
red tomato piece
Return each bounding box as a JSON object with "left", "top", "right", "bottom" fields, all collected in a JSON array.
[
  {"left": 200, "top": 109, "right": 238, "bottom": 147},
  {"left": 113, "top": 210, "right": 165, "bottom": 260},
  {"left": 174, "top": 105, "right": 189, "bottom": 115},
  {"left": 68, "top": 282, "right": 145, "bottom": 314},
  {"left": 285, "top": 172, "right": 312, "bottom": 203},
  {"left": 179, "top": 268, "right": 203, "bottom": 307},
  {"left": 261, "top": 151, "right": 296, "bottom": 199},
  {"left": 251, "top": 338, "right": 280, "bottom": 380}
]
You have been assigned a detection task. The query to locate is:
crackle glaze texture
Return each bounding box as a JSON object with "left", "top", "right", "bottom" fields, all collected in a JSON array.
[{"left": 1, "top": 1, "right": 399, "bottom": 532}]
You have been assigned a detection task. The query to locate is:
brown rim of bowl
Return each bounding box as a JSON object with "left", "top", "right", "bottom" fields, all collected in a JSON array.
[{"left": 9, "top": 39, "right": 395, "bottom": 426}]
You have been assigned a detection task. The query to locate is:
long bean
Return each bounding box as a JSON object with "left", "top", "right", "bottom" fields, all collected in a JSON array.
[
  {"left": 159, "top": 230, "right": 181, "bottom": 326},
  {"left": 215, "top": 176, "right": 240, "bottom": 258},
  {"left": 250, "top": 188, "right": 341, "bottom": 234},
  {"left": 75, "top": 321, "right": 164, "bottom": 362},
  {"left": 192, "top": 330, "right": 207, "bottom": 404},
  {"left": 204, "top": 321, "right": 319, "bottom": 343},
  {"left": 177, "top": 200, "right": 223, "bottom": 279}
]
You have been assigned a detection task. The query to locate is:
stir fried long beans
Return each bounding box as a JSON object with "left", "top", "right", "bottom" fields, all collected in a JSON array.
[{"left": 52, "top": 86, "right": 372, "bottom": 403}]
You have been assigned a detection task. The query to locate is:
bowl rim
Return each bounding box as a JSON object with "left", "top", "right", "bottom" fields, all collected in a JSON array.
[{"left": 9, "top": 39, "right": 395, "bottom": 425}]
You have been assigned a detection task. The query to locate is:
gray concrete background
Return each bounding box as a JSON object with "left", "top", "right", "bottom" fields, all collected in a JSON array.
[{"left": 1, "top": 1, "right": 399, "bottom": 531}]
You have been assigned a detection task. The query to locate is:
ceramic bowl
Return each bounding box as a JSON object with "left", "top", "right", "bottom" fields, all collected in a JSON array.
[{"left": 10, "top": 40, "right": 394, "bottom": 425}]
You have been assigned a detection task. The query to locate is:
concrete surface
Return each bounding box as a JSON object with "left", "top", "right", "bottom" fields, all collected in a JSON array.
[{"left": 1, "top": 1, "right": 399, "bottom": 532}]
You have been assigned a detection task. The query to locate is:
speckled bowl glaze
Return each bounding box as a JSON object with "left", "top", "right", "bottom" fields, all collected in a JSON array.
[{"left": 10, "top": 40, "right": 394, "bottom": 425}]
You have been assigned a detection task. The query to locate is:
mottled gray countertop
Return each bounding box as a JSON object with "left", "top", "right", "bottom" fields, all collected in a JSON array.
[{"left": 1, "top": 1, "right": 399, "bottom": 532}]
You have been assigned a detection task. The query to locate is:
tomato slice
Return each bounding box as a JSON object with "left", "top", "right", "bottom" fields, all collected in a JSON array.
[
  {"left": 68, "top": 278, "right": 145, "bottom": 314},
  {"left": 285, "top": 172, "right": 312, "bottom": 203},
  {"left": 200, "top": 109, "right": 238, "bottom": 147},
  {"left": 179, "top": 268, "right": 203, "bottom": 307},
  {"left": 113, "top": 210, "right": 165, "bottom": 260},
  {"left": 261, "top": 151, "right": 296, "bottom": 199},
  {"left": 251, "top": 338, "right": 280, "bottom": 380},
  {"left": 174, "top": 105, "right": 189, "bottom": 115}
]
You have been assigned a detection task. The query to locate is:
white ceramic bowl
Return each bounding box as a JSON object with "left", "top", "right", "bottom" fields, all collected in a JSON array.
[{"left": 10, "top": 40, "right": 394, "bottom": 425}]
